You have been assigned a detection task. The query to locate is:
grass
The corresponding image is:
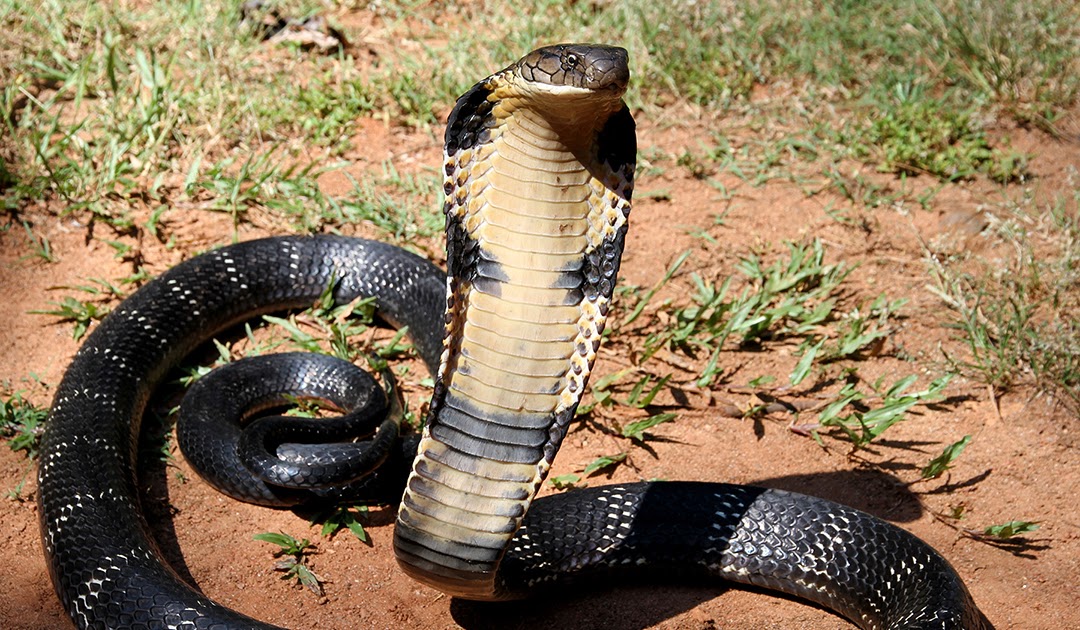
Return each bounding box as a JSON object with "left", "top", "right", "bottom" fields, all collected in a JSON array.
[
  {"left": 928, "top": 188, "right": 1080, "bottom": 409},
  {"left": 20, "top": 221, "right": 57, "bottom": 262},
  {"left": 622, "top": 238, "right": 855, "bottom": 388},
  {"left": 3, "top": 0, "right": 1076, "bottom": 231},
  {"left": 920, "top": 435, "right": 972, "bottom": 480}
]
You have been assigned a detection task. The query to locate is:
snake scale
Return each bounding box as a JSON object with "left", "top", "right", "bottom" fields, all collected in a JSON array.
[{"left": 38, "top": 44, "right": 988, "bottom": 629}]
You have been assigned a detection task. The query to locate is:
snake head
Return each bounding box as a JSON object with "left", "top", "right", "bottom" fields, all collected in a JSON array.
[{"left": 514, "top": 44, "right": 630, "bottom": 97}]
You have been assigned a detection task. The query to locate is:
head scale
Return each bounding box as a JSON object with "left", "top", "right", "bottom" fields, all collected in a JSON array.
[{"left": 513, "top": 43, "right": 630, "bottom": 95}]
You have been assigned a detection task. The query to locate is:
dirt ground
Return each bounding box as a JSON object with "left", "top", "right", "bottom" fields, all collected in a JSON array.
[{"left": 1, "top": 110, "right": 1078, "bottom": 629}]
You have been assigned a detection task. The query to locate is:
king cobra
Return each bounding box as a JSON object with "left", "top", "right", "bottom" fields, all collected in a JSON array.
[{"left": 38, "top": 44, "right": 988, "bottom": 629}]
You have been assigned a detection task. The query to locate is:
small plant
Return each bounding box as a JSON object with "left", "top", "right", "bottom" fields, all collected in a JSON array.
[
  {"left": 549, "top": 452, "right": 630, "bottom": 491},
  {"left": 921, "top": 435, "right": 973, "bottom": 480},
  {"left": 311, "top": 504, "right": 371, "bottom": 543},
  {"left": 31, "top": 297, "right": 109, "bottom": 340},
  {"left": 0, "top": 391, "right": 49, "bottom": 458},
  {"left": 253, "top": 531, "right": 325, "bottom": 596},
  {"left": 814, "top": 374, "right": 953, "bottom": 450},
  {"left": 262, "top": 277, "right": 397, "bottom": 363},
  {"left": 619, "top": 413, "right": 678, "bottom": 443},
  {"left": 936, "top": 506, "right": 1042, "bottom": 546},
  {"left": 549, "top": 474, "right": 583, "bottom": 490},
  {"left": 584, "top": 452, "right": 628, "bottom": 476},
  {"left": 618, "top": 249, "right": 690, "bottom": 332},
  {"left": 981, "top": 520, "right": 1040, "bottom": 540},
  {"left": 21, "top": 221, "right": 57, "bottom": 263}
]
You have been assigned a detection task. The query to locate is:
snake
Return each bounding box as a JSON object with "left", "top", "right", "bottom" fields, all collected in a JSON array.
[{"left": 37, "top": 44, "right": 989, "bottom": 630}]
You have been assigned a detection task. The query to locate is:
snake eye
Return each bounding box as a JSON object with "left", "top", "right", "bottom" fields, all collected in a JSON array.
[{"left": 564, "top": 53, "right": 579, "bottom": 68}]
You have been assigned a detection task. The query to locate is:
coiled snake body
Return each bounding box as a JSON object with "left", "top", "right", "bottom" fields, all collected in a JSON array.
[{"left": 38, "top": 44, "right": 987, "bottom": 629}]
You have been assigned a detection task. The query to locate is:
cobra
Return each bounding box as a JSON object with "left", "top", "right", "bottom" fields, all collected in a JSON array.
[{"left": 38, "top": 44, "right": 989, "bottom": 629}]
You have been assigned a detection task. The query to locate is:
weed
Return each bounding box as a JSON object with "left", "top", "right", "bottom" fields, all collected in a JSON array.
[
  {"left": 549, "top": 474, "right": 582, "bottom": 490},
  {"left": 927, "top": 191, "right": 1080, "bottom": 408},
  {"left": 618, "top": 250, "right": 690, "bottom": 332},
  {"left": 814, "top": 374, "right": 953, "bottom": 450},
  {"left": 30, "top": 296, "right": 109, "bottom": 340},
  {"left": 311, "top": 504, "right": 371, "bottom": 543},
  {"left": 583, "top": 452, "right": 629, "bottom": 476},
  {"left": 870, "top": 91, "right": 993, "bottom": 179},
  {"left": 570, "top": 367, "right": 679, "bottom": 484},
  {"left": 789, "top": 338, "right": 825, "bottom": 387},
  {"left": 620, "top": 412, "right": 678, "bottom": 443},
  {"left": 21, "top": 221, "right": 57, "bottom": 263},
  {"left": 55, "top": 277, "right": 127, "bottom": 300},
  {"left": 982, "top": 520, "right": 1040, "bottom": 540},
  {"left": 921, "top": 435, "right": 973, "bottom": 480},
  {"left": 0, "top": 391, "right": 49, "bottom": 458},
  {"left": 645, "top": 239, "right": 851, "bottom": 387},
  {"left": 551, "top": 452, "right": 631, "bottom": 490},
  {"left": 920, "top": 0, "right": 1080, "bottom": 115},
  {"left": 792, "top": 295, "right": 897, "bottom": 387},
  {"left": 253, "top": 531, "right": 325, "bottom": 596},
  {"left": 280, "top": 74, "right": 376, "bottom": 153}
]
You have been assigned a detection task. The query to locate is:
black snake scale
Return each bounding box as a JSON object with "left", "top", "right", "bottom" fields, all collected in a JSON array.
[{"left": 38, "top": 44, "right": 987, "bottom": 629}]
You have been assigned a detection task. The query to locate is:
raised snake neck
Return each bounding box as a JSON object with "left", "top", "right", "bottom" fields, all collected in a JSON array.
[
  {"left": 394, "top": 43, "right": 635, "bottom": 598},
  {"left": 37, "top": 44, "right": 988, "bottom": 629}
]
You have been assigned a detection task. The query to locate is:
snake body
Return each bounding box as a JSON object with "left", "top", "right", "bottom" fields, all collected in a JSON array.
[{"left": 38, "top": 44, "right": 987, "bottom": 629}]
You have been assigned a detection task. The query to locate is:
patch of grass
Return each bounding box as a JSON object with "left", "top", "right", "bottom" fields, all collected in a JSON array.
[
  {"left": 928, "top": 190, "right": 1080, "bottom": 408},
  {"left": 6, "top": 0, "right": 1076, "bottom": 240},
  {"left": 330, "top": 163, "right": 443, "bottom": 243},
  {"left": 578, "top": 369, "right": 679, "bottom": 438},
  {"left": 613, "top": 239, "right": 915, "bottom": 450},
  {"left": 30, "top": 296, "right": 109, "bottom": 340},
  {"left": 0, "top": 390, "right": 49, "bottom": 459},
  {"left": 791, "top": 294, "right": 906, "bottom": 386},
  {"left": 260, "top": 276, "right": 419, "bottom": 365},
  {"left": 921, "top": 0, "right": 1080, "bottom": 124},
  {"left": 858, "top": 93, "right": 994, "bottom": 180},
  {"left": 641, "top": 239, "right": 851, "bottom": 387},
  {"left": 579, "top": 368, "right": 671, "bottom": 415},
  {"left": 566, "top": 366, "right": 680, "bottom": 488},
  {"left": 814, "top": 374, "right": 954, "bottom": 450},
  {"left": 275, "top": 73, "right": 376, "bottom": 153}
]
